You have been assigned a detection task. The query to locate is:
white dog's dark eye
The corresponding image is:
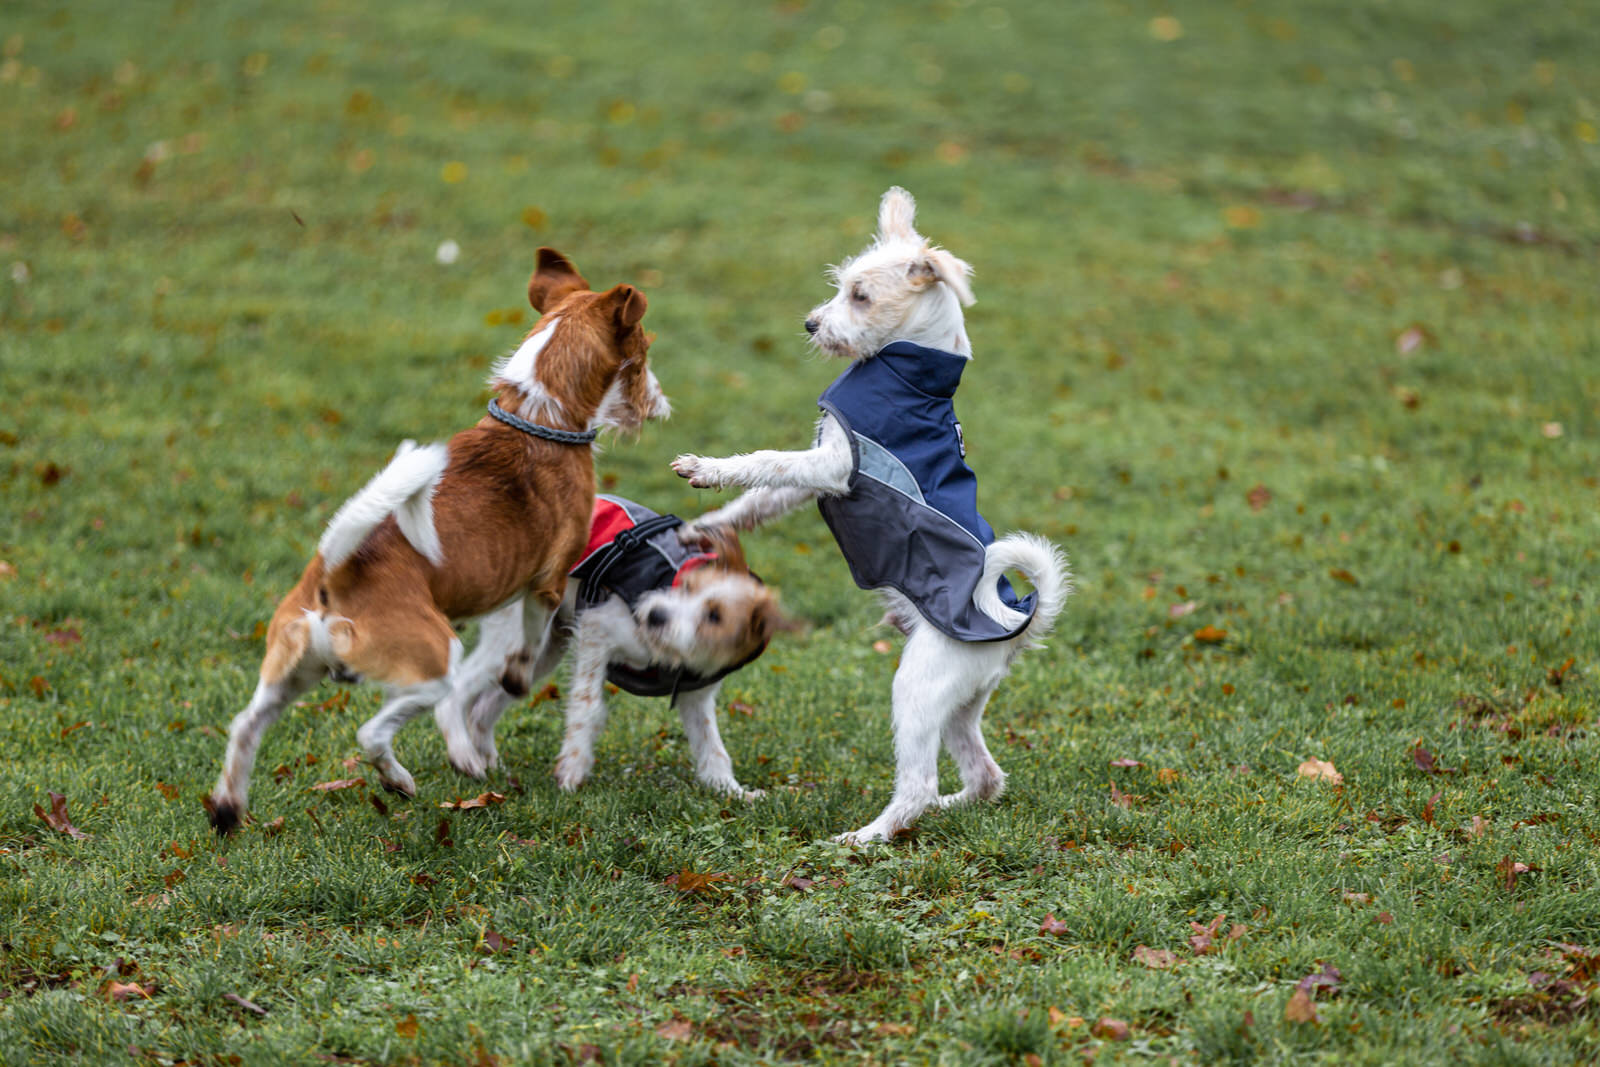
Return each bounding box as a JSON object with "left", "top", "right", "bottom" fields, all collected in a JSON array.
[{"left": 851, "top": 285, "right": 870, "bottom": 304}]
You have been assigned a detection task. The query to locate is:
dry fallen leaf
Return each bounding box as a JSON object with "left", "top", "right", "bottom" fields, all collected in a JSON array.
[
  {"left": 1328, "top": 568, "right": 1359, "bottom": 586},
  {"left": 223, "top": 992, "right": 268, "bottom": 1016},
  {"left": 1039, "top": 913, "right": 1070, "bottom": 936},
  {"left": 1091, "top": 1017, "right": 1130, "bottom": 1040},
  {"left": 1246, "top": 484, "right": 1272, "bottom": 511},
  {"left": 480, "top": 928, "right": 514, "bottom": 954},
  {"left": 1192, "top": 625, "right": 1227, "bottom": 644},
  {"left": 105, "top": 980, "right": 154, "bottom": 1001},
  {"left": 1297, "top": 759, "right": 1344, "bottom": 785},
  {"left": 309, "top": 778, "right": 363, "bottom": 792},
  {"left": 35, "top": 792, "right": 90, "bottom": 839},
  {"left": 1283, "top": 987, "right": 1320, "bottom": 1024},
  {"left": 439, "top": 792, "right": 507, "bottom": 811},
  {"left": 396, "top": 1013, "right": 419, "bottom": 1039},
  {"left": 1133, "top": 945, "right": 1179, "bottom": 969},
  {"left": 1167, "top": 600, "right": 1198, "bottom": 619},
  {"left": 665, "top": 869, "right": 733, "bottom": 896},
  {"left": 656, "top": 1018, "right": 696, "bottom": 1042}
]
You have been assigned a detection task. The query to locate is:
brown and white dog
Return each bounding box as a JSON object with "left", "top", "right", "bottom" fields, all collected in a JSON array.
[
  {"left": 441, "top": 500, "right": 795, "bottom": 799},
  {"left": 207, "top": 249, "right": 668, "bottom": 833}
]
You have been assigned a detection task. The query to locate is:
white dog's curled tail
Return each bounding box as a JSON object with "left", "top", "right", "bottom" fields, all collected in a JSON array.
[
  {"left": 318, "top": 440, "right": 450, "bottom": 571},
  {"left": 975, "top": 532, "right": 1072, "bottom": 647}
]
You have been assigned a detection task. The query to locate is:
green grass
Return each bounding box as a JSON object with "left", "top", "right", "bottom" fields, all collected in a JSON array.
[{"left": 4, "top": 0, "right": 1600, "bottom": 1062}]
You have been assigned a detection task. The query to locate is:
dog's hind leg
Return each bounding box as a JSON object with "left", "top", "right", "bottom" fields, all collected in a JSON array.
[
  {"left": 467, "top": 605, "right": 571, "bottom": 768},
  {"left": 433, "top": 598, "right": 527, "bottom": 776},
  {"left": 937, "top": 679, "right": 1006, "bottom": 809},
  {"left": 208, "top": 615, "right": 324, "bottom": 834},
  {"left": 351, "top": 610, "right": 461, "bottom": 795},
  {"left": 837, "top": 627, "right": 981, "bottom": 845}
]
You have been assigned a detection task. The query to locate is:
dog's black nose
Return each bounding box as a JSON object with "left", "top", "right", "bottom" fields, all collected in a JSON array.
[
  {"left": 645, "top": 607, "right": 667, "bottom": 628},
  {"left": 804, "top": 318, "right": 819, "bottom": 335}
]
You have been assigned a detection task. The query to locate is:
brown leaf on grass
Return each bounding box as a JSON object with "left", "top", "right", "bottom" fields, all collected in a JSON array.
[
  {"left": 480, "top": 929, "right": 514, "bottom": 954},
  {"left": 782, "top": 873, "right": 816, "bottom": 891},
  {"left": 309, "top": 778, "right": 363, "bottom": 792},
  {"left": 1411, "top": 746, "right": 1456, "bottom": 775},
  {"left": 1109, "top": 782, "right": 1135, "bottom": 809},
  {"left": 369, "top": 793, "right": 390, "bottom": 817},
  {"left": 1109, "top": 757, "right": 1143, "bottom": 768},
  {"left": 1376, "top": 911, "right": 1394, "bottom": 925},
  {"left": 435, "top": 819, "right": 453, "bottom": 848},
  {"left": 1328, "top": 568, "right": 1359, "bottom": 586},
  {"left": 0, "top": 560, "right": 16, "bottom": 579},
  {"left": 35, "top": 792, "right": 90, "bottom": 839},
  {"left": 438, "top": 792, "right": 506, "bottom": 810},
  {"left": 1395, "top": 324, "right": 1431, "bottom": 356},
  {"left": 44, "top": 627, "right": 82, "bottom": 648},
  {"left": 260, "top": 816, "right": 286, "bottom": 837},
  {"left": 1091, "top": 1017, "right": 1130, "bottom": 1040},
  {"left": 665, "top": 869, "right": 732, "bottom": 896},
  {"left": 154, "top": 781, "right": 180, "bottom": 800},
  {"left": 1133, "top": 945, "right": 1179, "bottom": 969},
  {"left": 1283, "top": 987, "right": 1320, "bottom": 1024},
  {"left": 1157, "top": 767, "right": 1182, "bottom": 784},
  {"left": 1167, "top": 600, "right": 1197, "bottom": 619},
  {"left": 728, "top": 700, "right": 757, "bottom": 716},
  {"left": 1296, "top": 963, "right": 1343, "bottom": 997},
  {"left": 1247, "top": 484, "right": 1273, "bottom": 511},
  {"left": 1420, "top": 791, "right": 1442, "bottom": 827},
  {"left": 1341, "top": 891, "right": 1372, "bottom": 907},
  {"left": 1039, "top": 913, "right": 1070, "bottom": 936},
  {"left": 1188, "top": 914, "right": 1244, "bottom": 955},
  {"left": 105, "top": 980, "right": 154, "bottom": 1001},
  {"left": 656, "top": 1017, "right": 696, "bottom": 1041},
  {"left": 1192, "top": 625, "right": 1227, "bottom": 644},
  {"left": 875, "top": 1022, "right": 915, "bottom": 1037},
  {"left": 1498, "top": 857, "right": 1536, "bottom": 891},
  {"left": 396, "top": 1013, "right": 419, "bottom": 1039},
  {"left": 1297, "top": 759, "right": 1343, "bottom": 785},
  {"left": 1467, "top": 815, "right": 1489, "bottom": 838},
  {"left": 60, "top": 721, "right": 89, "bottom": 738},
  {"left": 223, "top": 991, "right": 268, "bottom": 1016}
]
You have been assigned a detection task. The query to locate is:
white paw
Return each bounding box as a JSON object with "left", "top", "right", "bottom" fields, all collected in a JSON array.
[
  {"left": 741, "top": 788, "right": 767, "bottom": 802},
  {"left": 671, "top": 455, "right": 722, "bottom": 490},
  {"left": 553, "top": 750, "right": 592, "bottom": 792},
  {"left": 447, "top": 740, "right": 487, "bottom": 780},
  {"left": 834, "top": 824, "right": 890, "bottom": 846},
  {"left": 378, "top": 764, "right": 417, "bottom": 798},
  {"left": 937, "top": 791, "right": 973, "bottom": 809}
]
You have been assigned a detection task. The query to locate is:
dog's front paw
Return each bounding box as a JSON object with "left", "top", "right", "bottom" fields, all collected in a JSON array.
[
  {"left": 671, "top": 454, "right": 723, "bottom": 490},
  {"left": 553, "top": 748, "right": 593, "bottom": 792}
]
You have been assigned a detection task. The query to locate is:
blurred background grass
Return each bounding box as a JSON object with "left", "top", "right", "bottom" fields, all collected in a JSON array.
[{"left": 3, "top": 1, "right": 1600, "bottom": 1062}]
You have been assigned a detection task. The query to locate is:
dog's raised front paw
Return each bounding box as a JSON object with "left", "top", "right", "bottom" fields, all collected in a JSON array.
[{"left": 671, "top": 454, "right": 723, "bottom": 490}]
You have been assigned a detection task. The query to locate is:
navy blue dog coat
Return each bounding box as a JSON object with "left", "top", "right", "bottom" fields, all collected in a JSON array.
[
  {"left": 569, "top": 495, "right": 763, "bottom": 697},
  {"left": 816, "top": 340, "right": 1037, "bottom": 643}
]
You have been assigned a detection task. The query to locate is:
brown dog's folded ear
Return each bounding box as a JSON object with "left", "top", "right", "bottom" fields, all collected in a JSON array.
[
  {"left": 751, "top": 596, "right": 804, "bottom": 642},
  {"left": 700, "top": 525, "right": 749, "bottom": 574},
  {"left": 528, "top": 248, "right": 590, "bottom": 312},
  {"left": 599, "top": 283, "right": 648, "bottom": 331}
]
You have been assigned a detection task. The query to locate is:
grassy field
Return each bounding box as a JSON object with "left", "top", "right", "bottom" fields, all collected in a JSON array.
[{"left": 4, "top": 0, "right": 1600, "bottom": 1062}]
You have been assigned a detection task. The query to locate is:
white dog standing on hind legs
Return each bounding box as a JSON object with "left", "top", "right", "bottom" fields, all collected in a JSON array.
[{"left": 672, "top": 187, "right": 1071, "bottom": 845}]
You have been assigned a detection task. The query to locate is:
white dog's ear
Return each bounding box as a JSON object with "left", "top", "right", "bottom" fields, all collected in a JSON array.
[
  {"left": 910, "top": 247, "right": 975, "bottom": 306},
  {"left": 877, "top": 186, "right": 918, "bottom": 242}
]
